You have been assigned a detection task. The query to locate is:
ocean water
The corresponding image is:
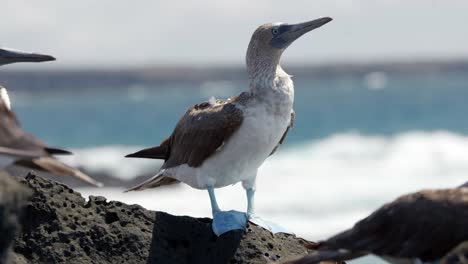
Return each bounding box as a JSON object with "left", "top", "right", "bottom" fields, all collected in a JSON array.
[{"left": 3, "top": 66, "right": 468, "bottom": 263}]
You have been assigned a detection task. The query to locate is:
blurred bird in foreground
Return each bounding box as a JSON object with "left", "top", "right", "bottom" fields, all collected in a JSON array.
[
  {"left": 125, "top": 17, "right": 332, "bottom": 235},
  {"left": 0, "top": 47, "right": 55, "bottom": 66},
  {"left": 285, "top": 182, "right": 468, "bottom": 264},
  {"left": 0, "top": 47, "right": 101, "bottom": 187}
]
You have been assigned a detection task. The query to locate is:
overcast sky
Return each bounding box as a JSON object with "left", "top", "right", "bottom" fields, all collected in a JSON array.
[{"left": 2, "top": 0, "right": 468, "bottom": 68}]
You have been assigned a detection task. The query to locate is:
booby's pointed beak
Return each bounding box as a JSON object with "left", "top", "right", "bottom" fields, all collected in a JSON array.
[
  {"left": 0, "top": 47, "right": 56, "bottom": 66},
  {"left": 271, "top": 17, "right": 333, "bottom": 49}
]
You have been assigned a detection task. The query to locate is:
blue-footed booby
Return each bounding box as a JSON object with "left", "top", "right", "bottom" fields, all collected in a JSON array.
[
  {"left": 125, "top": 17, "right": 333, "bottom": 235},
  {"left": 285, "top": 182, "right": 468, "bottom": 264},
  {"left": 0, "top": 47, "right": 101, "bottom": 186}
]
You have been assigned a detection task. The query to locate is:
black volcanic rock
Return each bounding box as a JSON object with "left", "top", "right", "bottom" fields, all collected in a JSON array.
[
  {"left": 12, "top": 173, "right": 317, "bottom": 264},
  {"left": 0, "top": 172, "right": 30, "bottom": 264}
]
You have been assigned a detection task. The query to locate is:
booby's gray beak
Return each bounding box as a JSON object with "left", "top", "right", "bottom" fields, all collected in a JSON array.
[
  {"left": 0, "top": 48, "right": 56, "bottom": 66},
  {"left": 271, "top": 17, "right": 333, "bottom": 49}
]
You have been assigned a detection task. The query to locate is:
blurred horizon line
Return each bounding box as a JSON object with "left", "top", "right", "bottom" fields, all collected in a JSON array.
[
  {"left": 1, "top": 58, "right": 467, "bottom": 93},
  {"left": 2, "top": 56, "right": 468, "bottom": 72}
]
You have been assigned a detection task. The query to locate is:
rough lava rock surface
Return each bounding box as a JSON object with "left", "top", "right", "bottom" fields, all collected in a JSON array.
[
  {"left": 12, "top": 173, "right": 318, "bottom": 264},
  {"left": 0, "top": 172, "right": 30, "bottom": 264}
]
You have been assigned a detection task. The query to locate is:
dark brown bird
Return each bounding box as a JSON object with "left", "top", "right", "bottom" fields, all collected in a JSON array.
[{"left": 285, "top": 182, "right": 468, "bottom": 264}]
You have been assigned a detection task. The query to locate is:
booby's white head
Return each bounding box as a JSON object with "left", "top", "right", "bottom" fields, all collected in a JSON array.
[
  {"left": 0, "top": 86, "right": 11, "bottom": 110},
  {"left": 0, "top": 47, "right": 55, "bottom": 66},
  {"left": 246, "top": 17, "right": 332, "bottom": 82}
]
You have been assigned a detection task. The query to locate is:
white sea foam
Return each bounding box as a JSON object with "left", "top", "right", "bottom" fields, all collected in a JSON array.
[
  {"left": 58, "top": 145, "right": 163, "bottom": 179},
  {"left": 75, "top": 130, "right": 468, "bottom": 242},
  {"left": 364, "top": 71, "right": 388, "bottom": 90}
]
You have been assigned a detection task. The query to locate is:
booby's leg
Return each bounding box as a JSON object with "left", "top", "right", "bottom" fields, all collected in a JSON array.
[
  {"left": 208, "top": 186, "right": 220, "bottom": 214},
  {"left": 208, "top": 186, "right": 247, "bottom": 236},
  {"left": 246, "top": 187, "right": 255, "bottom": 215},
  {"left": 244, "top": 185, "right": 292, "bottom": 235},
  {"left": 243, "top": 178, "right": 257, "bottom": 216}
]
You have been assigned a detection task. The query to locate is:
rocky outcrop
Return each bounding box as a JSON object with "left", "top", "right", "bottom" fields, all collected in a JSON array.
[
  {"left": 0, "top": 172, "right": 30, "bottom": 264},
  {"left": 10, "top": 173, "right": 316, "bottom": 264}
]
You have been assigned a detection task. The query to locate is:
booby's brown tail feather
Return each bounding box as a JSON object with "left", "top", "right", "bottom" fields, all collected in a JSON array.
[
  {"left": 283, "top": 250, "right": 364, "bottom": 264},
  {"left": 125, "top": 145, "right": 168, "bottom": 159},
  {"left": 14, "top": 157, "right": 102, "bottom": 187},
  {"left": 125, "top": 137, "right": 171, "bottom": 160},
  {"left": 44, "top": 147, "right": 73, "bottom": 155},
  {"left": 124, "top": 170, "right": 179, "bottom": 192}
]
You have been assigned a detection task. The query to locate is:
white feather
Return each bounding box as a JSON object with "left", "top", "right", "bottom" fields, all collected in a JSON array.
[{"left": 0, "top": 87, "right": 11, "bottom": 110}]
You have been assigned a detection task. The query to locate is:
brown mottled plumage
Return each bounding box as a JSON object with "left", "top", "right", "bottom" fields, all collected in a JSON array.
[
  {"left": 286, "top": 185, "right": 468, "bottom": 264},
  {"left": 126, "top": 94, "right": 245, "bottom": 166}
]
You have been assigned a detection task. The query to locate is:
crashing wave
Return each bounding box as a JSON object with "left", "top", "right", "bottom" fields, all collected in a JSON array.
[{"left": 73, "top": 131, "right": 468, "bottom": 240}]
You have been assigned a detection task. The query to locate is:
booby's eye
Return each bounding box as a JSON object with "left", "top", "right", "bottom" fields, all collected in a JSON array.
[{"left": 272, "top": 28, "right": 280, "bottom": 35}]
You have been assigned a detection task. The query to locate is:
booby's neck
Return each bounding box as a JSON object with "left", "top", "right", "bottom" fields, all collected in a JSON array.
[
  {"left": 245, "top": 50, "right": 294, "bottom": 116},
  {"left": 246, "top": 55, "right": 293, "bottom": 96}
]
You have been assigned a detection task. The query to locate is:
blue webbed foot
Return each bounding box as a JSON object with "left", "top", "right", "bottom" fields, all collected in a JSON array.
[
  {"left": 248, "top": 214, "right": 293, "bottom": 235},
  {"left": 212, "top": 210, "right": 248, "bottom": 236}
]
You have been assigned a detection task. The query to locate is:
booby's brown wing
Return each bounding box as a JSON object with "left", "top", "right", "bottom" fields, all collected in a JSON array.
[
  {"left": 163, "top": 98, "right": 244, "bottom": 168},
  {"left": 0, "top": 146, "right": 44, "bottom": 158},
  {"left": 0, "top": 88, "right": 71, "bottom": 158},
  {"left": 14, "top": 157, "right": 102, "bottom": 187},
  {"left": 270, "top": 110, "right": 295, "bottom": 156},
  {"left": 287, "top": 188, "right": 468, "bottom": 264},
  {"left": 127, "top": 97, "right": 244, "bottom": 168}
]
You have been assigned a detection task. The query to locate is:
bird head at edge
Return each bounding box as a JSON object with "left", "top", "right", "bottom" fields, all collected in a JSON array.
[{"left": 0, "top": 47, "right": 56, "bottom": 66}]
